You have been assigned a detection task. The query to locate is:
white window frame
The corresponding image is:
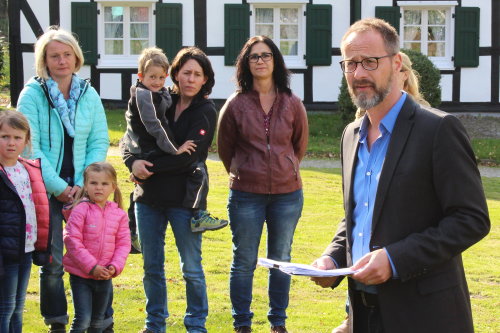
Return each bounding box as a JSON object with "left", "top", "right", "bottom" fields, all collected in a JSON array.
[
  {"left": 96, "top": 1, "right": 156, "bottom": 68},
  {"left": 249, "top": 1, "right": 307, "bottom": 69},
  {"left": 398, "top": 1, "right": 458, "bottom": 70}
]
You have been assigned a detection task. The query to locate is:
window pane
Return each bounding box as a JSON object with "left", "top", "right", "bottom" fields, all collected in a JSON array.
[
  {"left": 256, "top": 25, "right": 273, "bottom": 38},
  {"left": 404, "top": 27, "right": 421, "bottom": 41},
  {"left": 256, "top": 8, "right": 273, "bottom": 23},
  {"left": 131, "top": 7, "right": 148, "bottom": 22},
  {"left": 404, "top": 10, "right": 421, "bottom": 25},
  {"left": 131, "top": 24, "right": 148, "bottom": 38},
  {"left": 105, "top": 23, "right": 123, "bottom": 38},
  {"left": 280, "top": 8, "right": 298, "bottom": 24},
  {"left": 428, "top": 27, "right": 445, "bottom": 41},
  {"left": 428, "top": 10, "right": 446, "bottom": 25},
  {"left": 104, "top": 7, "right": 123, "bottom": 22},
  {"left": 428, "top": 42, "right": 445, "bottom": 57},
  {"left": 404, "top": 42, "right": 421, "bottom": 52},
  {"left": 105, "top": 40, "right": 123, "bottom": 55},
  {"left": 280, "top": 25, "right": 298, "bottom": 39},
  {"left": 280, "top": 41, "right": 298, "bottom": 56},
  {"left": 131, "top": 40, "right": 149, "bottom": 55}
]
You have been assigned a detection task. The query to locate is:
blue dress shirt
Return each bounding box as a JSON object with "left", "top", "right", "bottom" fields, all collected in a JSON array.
[{"left": 351, "top": 92, "right": 407, "bottom": 292}]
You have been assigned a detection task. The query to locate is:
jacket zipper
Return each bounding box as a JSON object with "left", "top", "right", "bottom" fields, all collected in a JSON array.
[{"left": 96, "top": 202, "right": 107, "bottom": 269}]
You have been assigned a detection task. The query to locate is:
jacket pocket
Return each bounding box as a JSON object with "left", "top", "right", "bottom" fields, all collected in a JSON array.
[
  {"left": 286, "top": 155, "right": 298, "bottom": 180},
  {"left": 416, "top": 267, "right": 459, "bottom": 295},
  {"left": 229, "top": 155, "right": 249, "bottom": 181}
]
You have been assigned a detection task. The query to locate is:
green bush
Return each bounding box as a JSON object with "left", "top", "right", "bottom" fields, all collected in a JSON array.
[
  {"left": 337, "top": 76, "right": 357, "bottom": 131},
  {"left": 400, "top": 48, "right": 441, "bottom": 107},
  {"left": 336, "top": 49, "right": 442, "bottom": 129}
]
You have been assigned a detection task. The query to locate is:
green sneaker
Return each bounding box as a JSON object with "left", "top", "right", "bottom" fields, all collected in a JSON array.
[{"left": 191, "top": 210, "right": 228, "bottom": 233}]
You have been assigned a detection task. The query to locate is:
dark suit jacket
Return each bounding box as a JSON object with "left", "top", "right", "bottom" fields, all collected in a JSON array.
[{"left": 323, "top": 97, "right": 490, "bottom": 333}]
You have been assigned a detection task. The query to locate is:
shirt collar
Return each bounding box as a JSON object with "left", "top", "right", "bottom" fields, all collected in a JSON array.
[{"left": 359, "top": 91, "right": 407, "bottom": 141}]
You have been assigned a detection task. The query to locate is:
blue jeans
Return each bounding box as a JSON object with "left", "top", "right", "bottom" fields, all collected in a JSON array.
[
  {"left": 136, "top": 203, "right": 208, "bottom": 333},
  {"left": 69, "top": 274, "right": 112, "bottom": 333},
  {"left": 0, "top": 252, "right": 32, "bottom": 333},
  {"left": 40, "top": 197, "right": 69, "bottom": 325},
  {"left": 41, "top": 196, "right": 113, "bottom": 327},
  {"left": 228, "top": 189, "right": 303, "bottom": 328}
]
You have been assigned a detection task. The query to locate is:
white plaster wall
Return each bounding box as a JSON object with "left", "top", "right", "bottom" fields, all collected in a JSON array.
[
  {"left": 22, "top": 53, "right": 36, "bottom": 85},
  {"left": 462, "top": 0, "right": 491, "bottom": 48},
  {"left": 364, "top": 0, "right": 393, "bottom": 18},
  {"left": 99, "top": 73, "right": 122, "bottom": 100},
  {"left": 439, "top": 74, "right": 453, "bottom": 102},
  {"left": 177, "top": 0, "right": 195, "bottom": 46},
  {"left": 77, "top": 65, "right": 91, "bottom": 80},
  {"left": 313, "top": 55, "right": 343, "bottom": 102},
  {"left": 325, "top": 0, "right": 351, "bottom": 49},
  {"left": 460, "top": 56, "right": 491, "bottom": 102},
  {"left": 22, "top": 0, "right": 50, "bottom": 43},
  {"left": 207, "top": 0, "right": 240, "bottom": 48},
  {"left": 208, "top": 56, "right": 237, "bottom": 100},
  {"left": 290, "top": 73, "right": 304, "bottom": 100}
]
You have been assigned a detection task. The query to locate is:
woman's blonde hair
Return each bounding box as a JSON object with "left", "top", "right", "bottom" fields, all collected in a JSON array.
[
  {"left": 34, "top": 26, "right": 84, "bottom": 79},
  {"left": 0, "top": 110, "right": 32, "bottom": 156},
  {"left": 72, "top": 162, "right": 123, "bottom": 209},
  {"left": 355, "top": 51, "right": 430, "bottom": 119}
]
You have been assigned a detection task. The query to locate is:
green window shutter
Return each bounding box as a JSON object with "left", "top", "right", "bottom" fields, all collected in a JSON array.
[
  {"left": 156, "top": 3, "right": 182, "bottom": 60},
  {"left": 71, "top": 2, "right": 97, "bottom": 65},
  {"left": 306, "top": 4, "right": 332, "bottom": 66},
  {"left": 454, "top": 7, "right": 480, "bottom": 67},
  {"left": 224, "top": 4, "right": 249, "bottom": 66},
  {"left": 353, "top": 0, "right": 362, "bottom": 22},
  {"left": 375, "top": 6, "right": 400, "bottom": 32}
]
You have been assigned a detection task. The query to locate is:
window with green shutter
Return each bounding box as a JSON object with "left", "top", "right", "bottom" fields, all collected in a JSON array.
[
  {"left": 375, "top": 6, "right": 400, "bottom": 32},
  {"left": 71, "top": 2, "right": 97, "bottom": 65},
  {"left": 224, "top": 4, "right": 249, "bottom": 66},
  {"left": 454, "top": 7, "right": 480, "bottom": 67},
  {"left": 306, "top": 4, "right": 332, "bottom": 66},
  {"left": 156, "top": 3, "right": 182, "bottom": 60}
]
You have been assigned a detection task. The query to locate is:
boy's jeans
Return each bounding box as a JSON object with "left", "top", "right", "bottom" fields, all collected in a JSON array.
[
  {"left": 0, "top": 252, "right": 32, "bottom": 333},
  {"left": 136, "top": 203, "right": 208, "bottom": 333},
  {"left": 69, "top": 274, "right": 112, "bottom": 333},
  {"left": 228, "top": 189, "right": 303, "bottom": 328}
]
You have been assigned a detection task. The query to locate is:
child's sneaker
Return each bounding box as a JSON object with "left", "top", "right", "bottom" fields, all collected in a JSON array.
[
  {"left": 130, "top": 233, "right": 142, "bottom": 254},
  {"left": 191, "top": 210, "right": 228, "bottom": 233}
]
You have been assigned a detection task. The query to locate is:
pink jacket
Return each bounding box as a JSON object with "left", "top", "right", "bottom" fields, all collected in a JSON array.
[{"left": 63, "top": 200, "right": 130, "bottom": 279}]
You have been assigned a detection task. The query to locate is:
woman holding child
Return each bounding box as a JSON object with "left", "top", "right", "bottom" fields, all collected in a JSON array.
[
  {"left": 17, "top": 27, "right": 109, "bottom": 333},
  {"left": 217, "top": 36, "right": 309, "bottom": 333},
  {"left": 121, "top": 46, "right": 218, "bottom": 333}
]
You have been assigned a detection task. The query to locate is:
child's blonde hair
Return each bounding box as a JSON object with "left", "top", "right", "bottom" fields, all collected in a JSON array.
[
  {"left": 138, "top": 47, "right": 169, "bottom": 75},
  {"left": 0, "top": 110, "right": 32, "bottom": 156},
  {"left": 72, "top": 162, "right": 123, "bottom": 209}
]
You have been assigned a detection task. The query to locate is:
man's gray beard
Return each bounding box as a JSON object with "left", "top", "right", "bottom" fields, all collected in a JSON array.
[{"left": 348, "top": 74, "right": 393, "bottom": 110}]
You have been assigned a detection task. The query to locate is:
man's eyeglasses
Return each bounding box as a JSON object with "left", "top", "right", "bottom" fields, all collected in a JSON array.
[
  {"left": 339, "top": 54, "right": 395, "bottom": 73},
  {"left": 248, "top": 52, "right": 273, "bottom": 63}
]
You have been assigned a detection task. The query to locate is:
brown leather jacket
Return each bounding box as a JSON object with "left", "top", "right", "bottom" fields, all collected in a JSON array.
[{"left": 217, "top": 90, "right": 308, "bottom": 194}]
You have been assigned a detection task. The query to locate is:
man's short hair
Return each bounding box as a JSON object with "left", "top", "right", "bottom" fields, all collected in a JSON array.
[
  {"left": 341, "top": 18, "right": 400, "bottom": 56},
  {"left": 138, "top": 47, "right": 169, "bottom": 74}
]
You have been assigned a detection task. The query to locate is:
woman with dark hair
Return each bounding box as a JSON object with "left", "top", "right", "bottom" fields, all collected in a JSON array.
[
  {"left": 121, "top": 47, "right": 217, "bottom": 333},
  {"left": 217, "top": 36, "right": 309, "bottom": 333}
]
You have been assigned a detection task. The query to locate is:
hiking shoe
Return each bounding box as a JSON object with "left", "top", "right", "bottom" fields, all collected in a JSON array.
[
  {"left": 48, "top": 323, "right": 66, "bottom": 333},
  {"left": 190, "top": 210, "right": 228, "bottom": 233},
  {"left": 234, "top": 326, "right": 252, "bottom": 333},
  {"left": 130, "top": 233, "right": 142, "bottom": 254},
  {"left": 271, "top": 326, "right": 288, "bottom": 333}
]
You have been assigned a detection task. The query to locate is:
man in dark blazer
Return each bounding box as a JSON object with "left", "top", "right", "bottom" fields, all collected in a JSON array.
[{"left": 311, "top": 18, "right": 490, "bottom": 333}]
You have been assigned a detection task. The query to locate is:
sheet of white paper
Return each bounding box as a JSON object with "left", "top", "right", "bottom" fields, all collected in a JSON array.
[{"left": 258, "top": 258, "right": 358, "bottom": 277}]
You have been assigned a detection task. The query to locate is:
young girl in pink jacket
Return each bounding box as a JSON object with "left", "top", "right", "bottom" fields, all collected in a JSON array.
[{"left": 63, "top": 162, "right": 130, "bottom": 333}]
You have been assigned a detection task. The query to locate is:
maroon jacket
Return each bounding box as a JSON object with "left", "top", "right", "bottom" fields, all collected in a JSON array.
[{"left": 217, "top": 90, "right": 308, "bottom": 194}]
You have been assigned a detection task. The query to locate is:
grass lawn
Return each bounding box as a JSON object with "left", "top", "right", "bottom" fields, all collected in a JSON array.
[{"left": 21, "top": 153, "right": 499, "bottom": 332}]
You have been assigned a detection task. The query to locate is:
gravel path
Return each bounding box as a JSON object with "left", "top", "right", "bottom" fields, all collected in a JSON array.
[{"left": 108, "top": 148, "right": 500, "bottom": 178}]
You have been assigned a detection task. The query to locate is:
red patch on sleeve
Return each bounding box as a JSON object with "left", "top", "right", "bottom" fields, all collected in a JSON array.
[{"left": 199, "top": 129, "right": 206, "bottom": 136}]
